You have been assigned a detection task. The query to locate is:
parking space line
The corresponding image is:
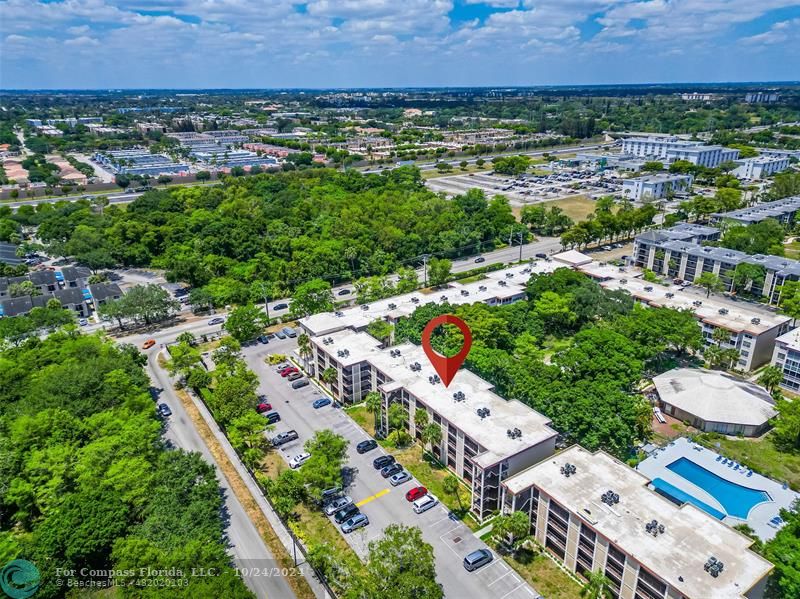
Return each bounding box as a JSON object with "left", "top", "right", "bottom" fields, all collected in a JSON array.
[
  {"left": 488, "top": 569, "right": 515, "bottom": 587},
  {"left": 356, "top": 488, "right": 389, "bottom": 507},
  {"left": 499, "top": 582, "right": 527, "bottom": 599}
]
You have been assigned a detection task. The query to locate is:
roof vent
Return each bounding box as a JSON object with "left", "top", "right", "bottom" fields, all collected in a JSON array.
[
  {"left": 477, "top": 407, "right": 490, "bottom": 419},
  {"left": 620, "top": 279, "right": 627, "bottom": 284},
  {"left": 666, "top": 292, "right": 674, "bottom": 298},
  {"left": 506, "top": 428, "right": 522, "bottom": 439},
  {"left": 718, "top": 308, "right": 729, "bottom": 315},
  {"left": 693, "top": 300, "right": 702, "bottom": 306},
  {"left": 428, "top": 374, "right": 441, "bottom": 384},
  {"left": 505, "top": 273, "right": 514, "bottom": 278},
  {"left": 560, "top": 463, "right": 577, "bottom": 477},
  {"left": 335, "top": 310, "right": 344, "bottom": 317},
  {"left": 411, "top": 297, "right": 419, "bottom": 304},
  {"left": 498, "top": 280, "right": 507, "bottom": 287},
  {"left": 388, "top": 302, "right": 397, "bottom": 309},
  {"left": 440, "top": 295, "right": 448, "bottom": 301},
  {"left": 479, "top": 285, "right": 487, "bottom": 292},
  {"left": 601, "top": 490, "right": 620, "bottom": 506},
  {"left": 390, "top": 349, "right": 401, "bottom": 358},
  {"left": 704, "top": 557, "right": 724, "bottom": 578},
  {"left": 644, "top": 285, "right": 653, "bottom": 292},
  {"left": 361, "top": 304, "right": 369, "bottom": 310},
  {"left": 645, "top": 519, "right": 666, "bottom": 536},
  {"left": 751, "top": 317, "right": 761, "bottom": 325},
  {"left": 409, "top": 362, "right": 422, "bottom": 371},
  {"left": 453, "top": 391, "right": 466, "bottom": 402}
]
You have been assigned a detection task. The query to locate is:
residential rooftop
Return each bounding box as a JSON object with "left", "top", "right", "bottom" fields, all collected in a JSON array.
[
  {"left": 712, "top": 195, "right": 800, "bottom": 223},
  {"left": 504, "top": 446, "right": 773, "bottom": 599},
  {"left": 312, "top": 329, "right": 556, "bottom": 468}
]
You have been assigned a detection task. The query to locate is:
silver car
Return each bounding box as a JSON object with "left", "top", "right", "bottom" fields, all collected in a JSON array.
[
  {"left": 341, "top": 513, "right": 369, "bottom": 533},
  {"left": 324, "top": 496, "right": 353, "bottom": 516},
  {"left": 389, "top": 470, "right": 412, "bottom": 487}
]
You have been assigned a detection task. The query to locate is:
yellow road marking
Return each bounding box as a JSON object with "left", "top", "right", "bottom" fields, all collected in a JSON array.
[{"left": 356, "top": 488, "right": 389, "bottom": 507}]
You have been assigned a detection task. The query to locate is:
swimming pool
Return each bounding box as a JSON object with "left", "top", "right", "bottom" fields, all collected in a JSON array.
[{"left": 666, "top": 457, "right": 771, "bottom": 519}]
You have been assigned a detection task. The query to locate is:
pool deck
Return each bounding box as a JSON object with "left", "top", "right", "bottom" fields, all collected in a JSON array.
[{"left": 637, "top": 437, "right": 800, "bottom": 540}]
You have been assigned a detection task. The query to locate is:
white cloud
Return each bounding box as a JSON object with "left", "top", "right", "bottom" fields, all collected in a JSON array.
[{"left": 741, "top": 18, "right": 800, "bottom": 46}]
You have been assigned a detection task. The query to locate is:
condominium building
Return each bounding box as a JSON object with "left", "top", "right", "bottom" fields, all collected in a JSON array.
[
  {"left": 771, "top": 328, "right": 800, "bottom": 392},
  {"left": 733, "top": 156, "right": 791, "bottom": 180},
  {"left": 711, "top": 196, "right": 800, "bottom": 226},
  {"left": 579, "top": 261, "right": 792, "bottom": 371},
  {"left": 621, "top": 137, "right": 739, "bottom": 168},
  {"left": 501, "top": 446, "right": 773, "bottom": 599},
  {"left": 93, "top": 150, "right": 189, "bottom": 176},
  {"left": 621, "top": 174, "right": 693, "bottom": 201},
  {"left": 308, "top": 329, "right": 557, "bottom": 522},
  {"left": 755, "top": 148, "right": 800, "bottom": 161}
]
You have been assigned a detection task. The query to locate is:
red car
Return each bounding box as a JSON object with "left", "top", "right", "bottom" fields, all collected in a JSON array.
[
  {"left": 256, "top": 402, "right": 272, "bottom": 413},
  {"left": 280, "top": 367, "right": 299, "bottom": 378},
  {"left": 405, "top": 486, "right": 428, "bottom": 502}
]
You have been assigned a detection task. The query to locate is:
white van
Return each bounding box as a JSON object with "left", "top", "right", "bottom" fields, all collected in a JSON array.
[{"left": 412, "top": 494, "right": 439, "bottom": 514}]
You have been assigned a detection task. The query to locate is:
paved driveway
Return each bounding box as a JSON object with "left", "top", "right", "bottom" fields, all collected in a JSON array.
[{"left": 243, "top": 342, "right": 539, "bottom": 599}]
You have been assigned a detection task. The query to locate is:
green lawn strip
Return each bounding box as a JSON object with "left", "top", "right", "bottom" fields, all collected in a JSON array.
[{"left": 499, "top": 547, "right": 583, "bottom": 599}]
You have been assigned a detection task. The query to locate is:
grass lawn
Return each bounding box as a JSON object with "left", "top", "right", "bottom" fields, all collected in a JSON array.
[
  {"left": 291, "top": 503, "right": 361, "bottom": 566},
  {"left": 456, "top": 274, "right": 487, "bottom": 284},
  {"left": 389, "top": 444, "right": 479, "bottom": 530},
  {"left": 784, "top": 240, "right": 800, "bottom": 260},
  {"left": 502, "top": 548, "right": 583, "bottom": 599},
  {"left": 344, "top": 403, "right": 376, "bottom": 437},
  {"left": 539, "top": 194, "right": 597, "bottom": 222},
  {"left": 695, "top": 431, "right": 800, "bottom": 490}
]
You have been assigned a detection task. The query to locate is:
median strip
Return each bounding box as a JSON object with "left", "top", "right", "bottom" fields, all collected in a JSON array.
[{"left": 356, "top": 488, "right": 390, "bottom": 507}]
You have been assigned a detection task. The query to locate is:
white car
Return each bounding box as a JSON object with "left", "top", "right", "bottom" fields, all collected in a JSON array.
[
  {"left": 412, "top": 494, "right": 439, "bottom": 514},
  {"left": 288, "top": 452, "right": 311, "bottom": 469}
]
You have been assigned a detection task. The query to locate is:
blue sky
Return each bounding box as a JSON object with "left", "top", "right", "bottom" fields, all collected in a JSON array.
[{"left": 1, "top": 1, "right": 799, "bottom": 89}]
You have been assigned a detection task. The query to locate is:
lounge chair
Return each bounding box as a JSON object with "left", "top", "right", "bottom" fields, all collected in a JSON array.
[{"left": 716, "top": 456, "right": 722, "bottom": 462}]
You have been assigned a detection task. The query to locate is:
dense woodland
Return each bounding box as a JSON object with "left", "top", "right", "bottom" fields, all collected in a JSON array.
[{"left": 0, "top": 333, "right": 253, "bottom": 598}]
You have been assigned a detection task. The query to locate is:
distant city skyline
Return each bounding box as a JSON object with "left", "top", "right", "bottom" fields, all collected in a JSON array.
[{"left": 1, "top": 1, "right": 800, "bottom": 89}]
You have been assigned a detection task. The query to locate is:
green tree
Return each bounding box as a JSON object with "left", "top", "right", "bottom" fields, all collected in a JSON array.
[
  {"left": 396, "top": 267, "right": 419, "bottom": 293},
  {"left": 421, "top": 422, "right": 442, "bottom": 452},
  {"left": 321, "top": 367, "right": 337, "bottom": 388},
  {"left": 228, "top": 411, "right": 273, "bottom": 470},
  {"left": 365, "top": 391, "right": 382, "bottom": 433},
  {"left": 224, "top": 304, "right": 266, "bottom": 342},
  {"left": 764, "top": 502, "right": 800, "bottom": 598},
  {"left": 302, "top": 430, "right": 349, "bottom": 500},
  {"left": 195, "top": 170, "right": 211, "bottom": 181},
  {"left": 758, "top": 365, "right": 784, "bottom": 395},
  {"left": 114, "top": 283, "right": 180, "bottom": 325},
  {"left": 427, "top": 257, "right": 451, "bottom": 287},
  {"left": 388, "top": 402, "right": 406, "bottom": 433},
  {"left": 442, "top": 474, "right": 463, "bottom": 510},
  {"left": 291, "top": 279, "right": 334, "bottom": 317},
  {"left": 166, "top": 341, "right": 202, "bottom": 377},
  {"left": 493, "top": 511, "right": 530, "bottom": 554},
  {"left": 695, "top": 272, "right": 723, "bottom": 298},
  {"left": 366, "top": 319, "right": 393, "bottom": 345},
  {"left": 581, "top": 570, "right": 613, "bottom": 599},
  {"left": 209, "top": 370, "right": 258, "bottom": 426}
]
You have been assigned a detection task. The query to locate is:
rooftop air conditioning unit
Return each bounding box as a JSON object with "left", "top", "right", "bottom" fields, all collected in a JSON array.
[
  {"left": 718, "top": 308, "right": 729, "bottom": 315},
  {"left": 751, "top": 317, "right": 761, "bottom": 325},
  {"left": 666, "top": 292, "right": 674, "bottom": 298}
]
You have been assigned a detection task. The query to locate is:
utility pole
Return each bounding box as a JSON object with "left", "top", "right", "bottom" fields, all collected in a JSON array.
[
  {"left": 420, "top": 254, "right": 431, "bottom": 288},
  {"left": 517, "top": 231, "right": 524, "bottom": 262}
]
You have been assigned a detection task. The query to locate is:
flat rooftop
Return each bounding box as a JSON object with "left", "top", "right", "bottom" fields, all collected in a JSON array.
[
  {"left": 712, "top": 195, "right": 800, "bottom": 222},
  {"left": 301, "top": 260, "right": 561, "bottom": 337},
  {"left": 588, "top": 267, "right": 790, "bottom": 335},
  {"left": 775, "top": 326, "right": 800, "bottom": 352},
  {"left": 504, "top": 446, "right": 773, "bottom": 599},
  {"left": 312, "top": 329, "right": 556, "bottom": 468}
]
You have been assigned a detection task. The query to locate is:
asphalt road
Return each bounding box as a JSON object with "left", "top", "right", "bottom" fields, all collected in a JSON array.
[
  {"left": 142, "top": 346, "right": 297, "bottom": 599},
  {"left": 242, "top": 341, "right": 541, "bottom": 599}
]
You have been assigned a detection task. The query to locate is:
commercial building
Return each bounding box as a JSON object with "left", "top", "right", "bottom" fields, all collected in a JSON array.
[
  {"left": 710, "top": 195, "right": 800, "bottom": 226},
  {"left": 770, "top": 328, "right": 800, "bottom": 392},
  {"left": 733, "top": 156, "right": 791, "bottom": 180},
  {"left": 745, "top": 92, "right": 779, "bottom": 104},
  {"left": 501, "top": 446, "right": 773, "bottom": 599},
  {"left": 579, "top": 261, "right": 792, "bottom": 371},
  {"left": 652, "top": 368, "right": 776, "bottom": 437},
  {"left": 621, "top": 137, "right": 739, "bottom": 168},
  {"left": 308, "top": 329, "right": 557, "bottom": 522},
  {"left": 621, "top": 174, "right": 693, "bottom": 201},
  {"left": 93, "top": 150, "right": 189, "bottom": 176},
  {"left": 681, "top": 93, "right": 716, "bottom": 101}
]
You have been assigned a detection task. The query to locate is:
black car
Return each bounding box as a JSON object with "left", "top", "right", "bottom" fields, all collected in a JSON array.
[
  {"left": 273, "top": 303, "right": 289, "bottom": 311},
  {"left": 337, "top": 289, "right": 351, "bottom": 296},
  {"left": 372, "top": 455, "right": 396, "bottom": 469},
  {"left": 157, "top": 403, "right": 172, "bottom": 417},
  {"left": 357, "top": 439, "right": 378, "bottom": 454},
  {"left": 474, "top": 256, "right": 485, "bottom": 263},
  {"left": 263, "top": 411, "right": 281, "bottom": 424},
  {"left": 334, "top": 504, "right": 360, "bottom": 524},
  {"left": 271, "top": 430, "right": 299, "bottom": 447},
  {"left": 535, "top": 252, "right": 548, "bottom": 259},
  {"left": 257, "top": 335, "right": 269, "bottom": 344},
  {"left": 381, "top": 463, "right": 403, "bottom": 478}
]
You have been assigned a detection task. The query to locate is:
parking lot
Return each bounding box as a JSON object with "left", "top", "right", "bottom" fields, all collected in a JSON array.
[
  {"left": 241, "top": 339, "right": 540, "bottom": 599},
  {"left": 426, "top": 169, "right": 624, "bottom": 207}
]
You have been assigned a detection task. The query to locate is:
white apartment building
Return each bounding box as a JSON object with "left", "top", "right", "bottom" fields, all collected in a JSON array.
[
  {"left": 501, "top": 446, "right": 773, "bottom": 599},
  {"left": 733, "top": 156, "right": 791, "bottom": 180},
  {"left": 308, "top": 329, "right": 557, "bottom": 522},
  {"left": 621, "top": 174, "right": 693, "bottom": 201},
  {"left": 770, "top": 327, "right": 800, "bottom": 392},
  {"left": 710, "top": 195, "right": 800, "bottom": 226},
  {"left": 579, "top": 261, "right": 792, "bottom": 371},
  {"left": 621, "top": 137, "right": 739, "bottom": 168}
]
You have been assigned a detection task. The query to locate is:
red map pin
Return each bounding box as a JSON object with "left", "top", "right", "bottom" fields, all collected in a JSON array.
[{"left": 421, "top": 314, "right": 472, "bottom": 388}]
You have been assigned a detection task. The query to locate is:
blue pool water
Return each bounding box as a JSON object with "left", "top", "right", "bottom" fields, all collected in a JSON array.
[
  {"left": 651, "top": 478, "right": 725, "bottom": 519},
  {"left": 666, "top": 457, "right": 771, "bottom": 519}
]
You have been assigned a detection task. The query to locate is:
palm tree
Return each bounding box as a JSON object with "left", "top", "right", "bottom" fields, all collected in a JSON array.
[
  {"left": 344, "top": 246, "right": 358, "bottom": 275},
  {"left": 442, "top": 474, "right": 463, "bottom": 511},
  {"left": 365, "top": 391, "right": 382, "bottom": 433},
  {"left": 321, "top": 367, "right": 337, "bottom": 388},
  {"left": 414, "top": 408, "right": 429, "bottom": 429},
  {"left": 297, "top": 333, "right": 312, "bottom": 363},
  {"left": 758, "top": 365, "right": 784, "bottom": 395},
  {"left": 421, "top": 422, "right": 442, "bottom": 452},
  {"left": 580, "top": 570, "right": 613, "bottom": 599}
]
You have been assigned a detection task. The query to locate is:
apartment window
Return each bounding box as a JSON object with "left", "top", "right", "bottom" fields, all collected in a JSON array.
[{"left": 635, "top": 568, "right": 667, "bottom": 599}]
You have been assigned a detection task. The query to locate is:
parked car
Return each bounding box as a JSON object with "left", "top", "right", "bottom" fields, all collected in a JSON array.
[
  {"left": 341, "top": 513, "right": 369, "bottom": 534},
  {"left": 356, "top": 439, "right": 378, "bottom": 454},
  {"left": 412, "top": 494, "right": 439, "bottom": 514},
  {"left": 463, "top": 549, "right": 493, "bottom": 572},
  {"left": 320, "top": 487, "right": 343, "bottom": 506},
  {"left": 271, "top": 430, "right": 299, "bottom": 447},
  {"left": 381, "top": 463, "right": 403, "bottom": 478},
  {"left": 389, "top": 470, "right": 412, "bottom": 486},
  {"left": 78, "top": 318, "right": 88, "bottom": 326},
  {"left": 275, "top": 363, "right": 290, "bottom": 372},
  {"left": 373, "top": 455, "right": 395, "bottom": 469},
  {"left": 287, "top": 371, "right": 303, "bottom": 382},
  {"left": 263, "top": 411, "right": 281, "bottom": 424},
  {"left": 324, "top": 496, "right": 353, "bottom": 516},
  {"left": 142, "top": 339, "right": 156, "bottom": 350},
  {"left": 157, "top": 403, "right": 172, "bottom": 417},
  {"left": 405, "top": 486, "right": 428, "bottom": 502},
  {"left": 281, "top": 327, "right": 297, "bottom": 338},
  {"left": 474, "top": 256, "right": 485, "bottom": 263},
  {"left": 273, "top": 303, "right": 289, "bottom": 311},
  {"left": 337, "top": 289, "right": 351, "bottom": 296},
  {"left": 291, "top": 379, "right": 309, "bottom": 389},
  {"left": 257, "top": 335, "right": 270, "bottom": 344},
  {"left": 208, "top": 317, "right": 225, "bottom": 326},
  {"left": 288, "top": 452, "right": 311, "bottom": 469},
  {"left": 535, "top": 253, "right": 548, "bottom": 259},
  {"left": 312, "top": 397, "right": 332, "bottom": 409},
  {"left": 280, "top": 366, "right": 299, "bottom": 377},
  {"left": 256, "top": 402, "right": 272, "bottom": 413},
  {"left": 334, "top": 504, "right": 360, "bottom": 524},
  {"left": 275, "top": 331, "right": 287, "bottom": 339}
]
